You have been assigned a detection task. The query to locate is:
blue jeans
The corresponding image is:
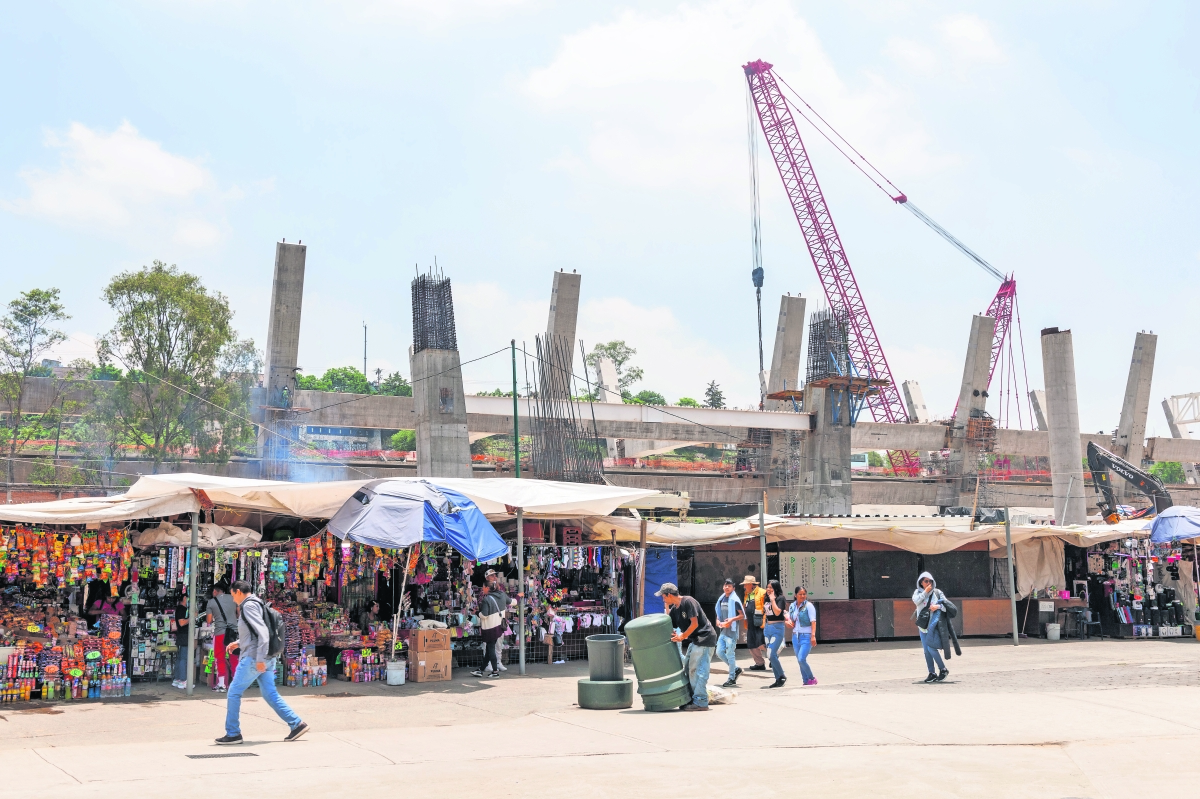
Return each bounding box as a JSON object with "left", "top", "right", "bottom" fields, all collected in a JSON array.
[
  {"left": 920, "top": 610, "right": 946, "bottom": 674},
  {"left": 683, "top": 643, "right": 714, "bottom": 707},
  {"left": 792, "top": 632, "right": 814, "bottom": 682},
  {"left": 764, "top": 622, "right": 786, "bottom": 680},
  {"left": 173, "top": 641, "right": 192, "bottom": 682},
  {"left": 225, "top": 657, "right": 302, "bottom": 737},
  {"left": 716, "top": 634, "right": 738, "bottom": 678}
]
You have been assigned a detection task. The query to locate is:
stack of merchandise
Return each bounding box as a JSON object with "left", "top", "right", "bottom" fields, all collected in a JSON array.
[
  {"left": 0, "top": 527, "right": 133, "bottom": 588},
  {"left": 1086, "top": 538, "right": 1195, "bottom": 637},
  {"left": 285, "top": 652, "right": 327, "bottom": 687},
  {"left": 339, "top": 648, "right": 386, "bottom": 682}
]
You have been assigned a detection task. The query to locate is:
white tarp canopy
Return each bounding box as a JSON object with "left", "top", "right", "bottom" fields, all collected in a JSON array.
[{"left": 0, "top": 473, "right": 661, "bottom": 525}]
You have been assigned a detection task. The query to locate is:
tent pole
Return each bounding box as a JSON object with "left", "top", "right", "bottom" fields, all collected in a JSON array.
[
  {"left": 638, "top": 518, "right": 648, "bottom": 617},
  {"left": 393, "top": 545, "right": 412, "bottom": 662},
  {"left": 517, "top": 507, "right": 525, "bottom": 675},
  {"left": 185, "top": 511, "right": 199, "bottom": 696},
  {"left": 758, "top": 495, "right": 767, "bottom": 583},
  {"left": 1005, "top": 506, "right": 1018, "bottom": 646}
]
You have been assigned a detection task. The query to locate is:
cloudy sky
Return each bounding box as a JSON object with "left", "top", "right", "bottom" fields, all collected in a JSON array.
[{"left": 3, "top": 1, "right": 1198, "bottom": 435}]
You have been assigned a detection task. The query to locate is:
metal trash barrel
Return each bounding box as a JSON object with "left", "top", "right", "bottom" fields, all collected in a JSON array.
[
  {"left": 625, "top": 613, "right": 691, "bottom": 712},
  {"left": 585, "top": 634, "right": 626, "bottom": 681}
]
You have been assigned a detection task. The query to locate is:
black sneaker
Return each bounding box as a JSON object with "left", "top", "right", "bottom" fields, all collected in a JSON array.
[
  {"left": 734, "top": 667, "right": 743, "bottom": 678},
  {"left": 765, "top": 678, "right": 787, "bottom": 689},
  {"left": 748, "top": 664, "right": 767, "bottom": 672},
  {"left": 923, "top": 673, "right": 938, "bottom": 683},
  {"left": 721, "top": 679, "right": 737, "bottom": 688},
  {"left": 284, "top": 722, "right": 309, "bottom": 742},
  {"left": 935, "top": 670, "right": 949, "bottom": 682},
  {"left": 215, "top": 734, "right": 243, "bottom": 745},
  {"left": 470, "top": 669, "right": 486, "bottom": 677}
]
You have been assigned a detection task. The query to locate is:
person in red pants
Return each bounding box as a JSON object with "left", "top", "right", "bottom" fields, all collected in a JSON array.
[{"left": 206, "top": 582, "right": 239, "bottom": 691}]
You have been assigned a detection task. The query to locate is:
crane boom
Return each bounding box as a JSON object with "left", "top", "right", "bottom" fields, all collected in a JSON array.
[{"left": 744, "top": 59, "right": 919, "bottom": 473}]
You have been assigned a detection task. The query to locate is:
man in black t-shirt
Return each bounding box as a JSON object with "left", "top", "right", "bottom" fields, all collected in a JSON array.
[{"left": 658, "top": 583, "right": 717, "bottom": 711}]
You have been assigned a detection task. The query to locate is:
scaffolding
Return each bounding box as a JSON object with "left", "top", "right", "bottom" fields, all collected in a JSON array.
[
  {"left": 526, "top": 334, "right": 605, "bottom": 484},
  {"left": 411, "top": 272, "right": 458, "bottom": 353}
]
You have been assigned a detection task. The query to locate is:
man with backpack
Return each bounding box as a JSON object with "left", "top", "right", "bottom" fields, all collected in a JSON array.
[{"left": 216, "top": 580, "right": 308, "bottom": 745}]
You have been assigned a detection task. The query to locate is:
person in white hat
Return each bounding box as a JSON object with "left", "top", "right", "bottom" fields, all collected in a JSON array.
[{"left": 741, "top": 575, "right": 768, "bottom": 671}]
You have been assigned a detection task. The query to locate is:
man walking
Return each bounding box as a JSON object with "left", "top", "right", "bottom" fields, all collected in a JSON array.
[
  {"left": 741, "top": 576, "right": 768, "bottom": 671},
  {"left": 714, "top": 578, "right": 744, "bottom": 687},
  {"left": 658, "top": 583, "right": 718, "bottom": 712},
  {"left": 205, "top": 581, "right": 238, "bottom": 692},
  {"left": 215, "top": 580, "right": 308, "bottom": 745}
]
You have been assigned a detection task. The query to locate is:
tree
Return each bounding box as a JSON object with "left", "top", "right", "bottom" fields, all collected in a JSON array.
[
  {"left": 867, "top": 451, "right": 886, "bottom": 468},
  {"left": 1, "top": 288, "right": 70, "bottom": 501},
  {"left": 703, "top": 380, "right": 725, "bottom": 409},
  {"left": 296, "top": 366, "right": 372, "bottom": 394},
  {"left": 629, "top": 389, "right": 667, "bottom": 406},
  {"left": 389, "top": 430, "right": 415, "bottom": 451},
  {"left": 585, "top": 340, "right": 643, "bottom": 393},
  {"left": 97, "top": 261, "right": 259, "bottom": 471},
  {"left": 1150, "top": 461, "right": 1186, "bottom": 485},
  {"left": 379, "top": 371, "right": 413, "bottom": 397},
  {"left": 677, "top": 397, "right": 700, "bottom": 407}
]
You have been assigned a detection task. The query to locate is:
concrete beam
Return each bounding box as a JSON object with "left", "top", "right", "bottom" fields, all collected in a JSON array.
[
  {"left": 264, "top": 242, "right": 306, "bottom": 408},
  {"left": 852, "top": 422, "right": 947, "bottom": 453},
  {"left": 764, "top": 294, "right": 806, "bottom": 411},
  {"left": 1113, "top": 332, "right": 1156, "bottom": 467},
  {"left": 1144, "top": 436, "right": 1200, "bottom": 464},
  {"left": 1041, "top": 328, "right": 1087, "bottom": 525},
  {"left": 1161, "top": 399, "right": 1199, "bottom": 484},
  {"left": 901, "top": 381, "right": 929, "bottom": 424},
  {"left": 1030, "top": 390, "right": 1048, "bottom": 431}
]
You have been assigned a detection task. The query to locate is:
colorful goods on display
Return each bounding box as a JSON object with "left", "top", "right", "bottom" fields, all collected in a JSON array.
[
  {"left": 338, "top": 648, "right": 387, "bottom": 683},
  {"left": 286, "top": 652, "right": 327, "bottom": 687},
  {"left": 522, "top": 545, "right": 627, "bottom": 662},
  {"left": 0, "top": 527, "right": 133, "bottom": 589},
  {"left": 1085, "top": 538, "right": 1196, "bottom": 637}
]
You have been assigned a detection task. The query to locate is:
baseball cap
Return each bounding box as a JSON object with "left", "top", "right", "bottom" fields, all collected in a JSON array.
[{"left": 654, "top": 583, "right": 679, "bottom": 597}]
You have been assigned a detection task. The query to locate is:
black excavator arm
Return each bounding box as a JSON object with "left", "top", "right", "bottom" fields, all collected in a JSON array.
[{"left": 1086, "top": 441, "right": 1173, "bottom": 524}]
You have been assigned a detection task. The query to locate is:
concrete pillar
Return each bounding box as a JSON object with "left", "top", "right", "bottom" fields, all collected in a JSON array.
[
  {"left": 1040, "top": 328, "right": 1087, "bottom": 525},
  {"left": 1162, "top": 399, "right": 1199, "bottom": 485},
  {"left": 1113, "top": 332, "right": 1156, "bottom": 469},
  {"left": 546, "top": 270, "right": 582, "bottom": 361},
  {"left": 764, "top": 295, "right": 806, "bottom": 411},
  {"left": 798, "top": 386, "right": 852, "bottom": 514},
  {"left": 952, "top": 315, "right": 996, "bottom": 432},
  {"left": 1029, "top": 390, "right": 1048, "bottom": 431},
  {"left": 410, "top": 347, "right": 472, "bottom": 478},
  {"left": 261, "top": 241, "right": 306, "bottom": 478},
  {"left": 902, "top": 380, "right": 929, "bottom": 424},
  {"left": 595, "top": 356, "right": 621, "bottom": 458}
]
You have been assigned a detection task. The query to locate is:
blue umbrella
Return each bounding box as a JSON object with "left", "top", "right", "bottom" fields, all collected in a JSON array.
[
  {"left": 328, "top": 480, "right": 507, "bottom": 561},
  {"left": 1149, "top": 506, "right": 1200, "bottom": 544}
]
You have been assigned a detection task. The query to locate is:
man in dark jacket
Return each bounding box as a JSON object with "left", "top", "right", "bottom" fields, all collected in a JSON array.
[{"left": 215, "top": 580, "right": 308, "bottom": 745}]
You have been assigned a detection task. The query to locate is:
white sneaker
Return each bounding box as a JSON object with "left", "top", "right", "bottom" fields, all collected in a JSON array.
[
  {"left": 553, "top": 660, "right": 566, "bottom": 664},
  {"left": 497, "top": 663, "right": 508, "bottom": 672}
]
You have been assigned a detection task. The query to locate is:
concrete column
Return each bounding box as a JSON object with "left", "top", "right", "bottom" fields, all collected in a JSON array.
[
  {"left": 1029, "top": 390, "right": 1048, "bottom": 431},
  {"left": 411, "top": 347, "right": 472, "bottom": 478},
  {"left": 261, "top": 241, "right": 306, "bottom": 477},
  {"left": 764, "top": 294, "right": 806, "bottom": 411},
  {"left": 546, "top": 270, "right": 582, "bottom": 362},
  {"left": 1113, "top": 332, "right": 1156, "bottom": 469},
  {"left": 798, "top": 386, "right": 852, "bottom": 514},
  {"left": 950, "top": 315, "right": 996, "bottom": 491},
  {"left": 1040, "top": 328, "right": 1087, "bottom": 525},
  {"left": 1162, "top": 399, "right": 1199, "bottom": 485},
  {"left": 902, "top": 380, "right": 929, "bottom": 423},
  {"left": 594, "top": 356, "right": 621, "bottom": 458}
]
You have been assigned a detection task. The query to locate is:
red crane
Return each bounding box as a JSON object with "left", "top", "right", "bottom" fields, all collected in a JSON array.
[{"left": 743, "top": 59, "right": 921, "bottom": 473}]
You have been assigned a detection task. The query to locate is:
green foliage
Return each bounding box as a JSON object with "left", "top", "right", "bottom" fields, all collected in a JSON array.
[
  {"left": 703, "top": 380, "right": 725, "bottom": 409},
  {"left": 389, "top": 430, "right": 416, "bottom": 451},
  {"left": 297, "top": 366, "right": 372, "bottom": 394},
  {"left": 627, "top": 389, "right": 667, "bottom": 406},
  {"left": 29, "top": 458, "right": 88, "bottom": 486},
  {"left": 867, "top": 451, "right": 886, "bottom": 468},
  {"left": 90, "top": 363, "right": 122, "bottom": 381},
  {"left": 676, "top": 397, "right": 700, "bottom": 407},
  {"left": 296, "top": 373, "right": 327, "bottom": 391},
  {"left": 378, "top": 371, "right": 412, "bottom": 397},
  {"left": 1150, "top": 461, "right": 1187, "bottom": 485},
  {"left": 476, "top": 388, "right": 512, "bottom": 397},
  {"left": 585, "top": 340, "right": 643, "bottom": 393},
  {"left": 96, "top": 261, "right": 260, "bottom": 470}
]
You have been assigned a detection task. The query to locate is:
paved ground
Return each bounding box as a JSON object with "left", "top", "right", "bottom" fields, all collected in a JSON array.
[{"left": 2, "top": 636, "right": 1199, "bottom": 798}]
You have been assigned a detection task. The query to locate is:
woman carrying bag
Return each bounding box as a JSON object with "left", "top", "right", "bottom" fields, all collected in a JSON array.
[
  {"left": 762, "top": 580, "right": 788, "bottom": 688},
  {"left": 786, "top": 586, "right": 818, "bottom": 686},
  {"left": 912, "top": 571, "right": 959, "bottom": 683}
]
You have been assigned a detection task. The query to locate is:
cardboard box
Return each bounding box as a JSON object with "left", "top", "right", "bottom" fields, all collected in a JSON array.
[
  {"left": 412, "top": 649, "right": 452, "bottom": 682},
  {"left": 409, "top": 628, "right": 451, "bottom": 653}
]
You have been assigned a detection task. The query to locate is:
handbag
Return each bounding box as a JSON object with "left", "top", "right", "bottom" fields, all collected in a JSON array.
[
  {"left": 214, "top": 597, "right": 238, "bottom": 642},
  {"left": 916, "top": 598, "right": 932, "bottom": 630}
]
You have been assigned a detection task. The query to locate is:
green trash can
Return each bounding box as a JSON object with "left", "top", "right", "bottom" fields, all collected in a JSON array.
[
  {"left": 585, "top": 634, "right": 626, "bottom": 682},
  {"left": 625, "top": 613, "right": 691, "bottom": 712}
]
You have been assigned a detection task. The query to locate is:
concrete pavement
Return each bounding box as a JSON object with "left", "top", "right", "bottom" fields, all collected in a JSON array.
[{"left": 1, "top": 636, "right": 1198, "bottom": 798}]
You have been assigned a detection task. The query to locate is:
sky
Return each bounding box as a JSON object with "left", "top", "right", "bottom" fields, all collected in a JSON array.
[{"left": 2, "top": 1, "right": 1199, "bottom": 437}]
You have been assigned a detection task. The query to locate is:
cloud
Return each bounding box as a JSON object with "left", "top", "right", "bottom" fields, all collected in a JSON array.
[
  {"left": 3, "top": 121, "right": 229, "bottom": 247},
  {"left": 524, "top": 0, "right": 948, "bottom": 193},
  {"left": 940, "top": 15, "right": 1003, "bottom": 62},
  {"left": 884, "top": 37, "right": 938, "bottom": 72},
  {"left": 353, "top": 0, "right": 535, "bottom": 29}
]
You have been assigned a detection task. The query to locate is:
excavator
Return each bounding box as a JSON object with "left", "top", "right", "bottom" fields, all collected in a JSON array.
[{"left": 1086, "top": 441, "right": 1173, "bottom": 524}]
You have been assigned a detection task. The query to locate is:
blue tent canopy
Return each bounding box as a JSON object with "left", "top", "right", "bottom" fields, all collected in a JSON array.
[
  {"left": 1149, "top": 506, "right": 1200, "bottom": 544},
  {"left": 327, "top": 480, "right": 508, "bottom": 561}
]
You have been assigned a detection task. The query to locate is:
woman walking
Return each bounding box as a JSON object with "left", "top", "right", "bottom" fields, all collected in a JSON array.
[
  {"left": 786, "top": 586, "right": 818, "bottom": 686},
  {"left": 762, "top": 580, "right": 788, "bottom": 688},
  {"left": 913, "top": 571, "right": 948, "bottom": 683}
]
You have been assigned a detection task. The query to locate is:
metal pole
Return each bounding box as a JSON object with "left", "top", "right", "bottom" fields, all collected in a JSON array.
[
  {"left": 392, "top": 545, "right": 412, "bottom": 661},
  {"left": 758, "top": 497, "right": 767, "bottom": 582},
  {"left": 639, "top": 518, "right": 648, "bottom": 617},
  {"left": 363, "top": 322, "right": 367, "bottom": 383},
  {"left": 516, "top": 506, "right": 525, "bottom": 675},
  {"left": 512, "top": 339, "right": 521, "bottom": 478},
  {"left": 186, "top": 511, "right": 200, "bottom": 696},
  {"left": 1005, "top": 506, "right": 1018, "bottom": 646},
  {"left": 610, "top": 529, "right": 618, "bottom": 631}
]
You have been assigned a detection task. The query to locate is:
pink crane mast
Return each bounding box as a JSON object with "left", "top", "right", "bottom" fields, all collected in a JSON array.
[{"left": 743, "top": 59, "right": 920, "bottom": 473}]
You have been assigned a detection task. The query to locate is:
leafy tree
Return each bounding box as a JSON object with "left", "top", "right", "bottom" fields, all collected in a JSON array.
[
  {"left": 677, "top": 397, "right": 700, "bottom": 407},
  {"left": 96, "top": 261, "right": 259, "bottom": 471},
  {"left": 296, "top": 373, "right": 328, "bottom": 391},
  {"left": 476, "top": 388, "right": 514, "bottom": 397},
  {"left": 628, "top": 389, "right": 667, "bottom": 406},
  {"left": 90, "top": 363, "right": 121, "bottom": 381},
  {"left": 703, "top": 380, "right": 726, "bottom": 409},
  {"left": 378, "top": 371, "right": 413, "bottom": 397},
  {"left": 867, "top": 451, "right": 886, "bottom": 468},
  {"left": 389, "top": 430, "right": 415, "bottom": 451},
  {"left": 296, "top": 366, "right": 372, "bottom": 394},
  {"left": 585, "top": 340, "right": 643, "bottom": 393},
  {"left": 1150, "top": 461, "right": 1186, "bottom": 485},
  {"left": 1, "top": 288, "right": 70, "bottom": 501}
]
